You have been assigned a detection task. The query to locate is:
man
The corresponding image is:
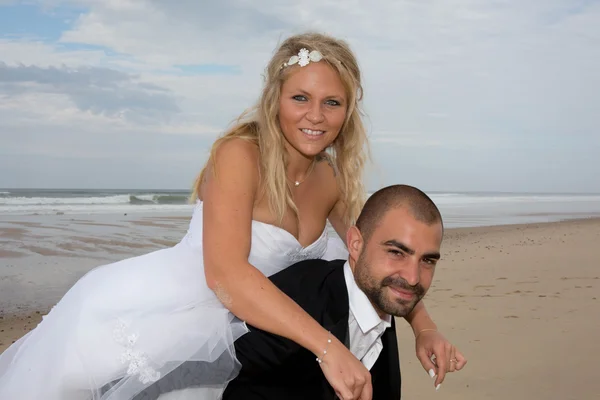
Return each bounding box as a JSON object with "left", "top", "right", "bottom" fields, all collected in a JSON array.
[{"left": 134, "top": 184, "right": 451, "bottom": 399}]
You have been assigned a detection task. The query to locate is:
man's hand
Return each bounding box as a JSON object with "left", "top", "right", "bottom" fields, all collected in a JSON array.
[{"left": 415, "top": 330, "right": 467, "bottom": 390}]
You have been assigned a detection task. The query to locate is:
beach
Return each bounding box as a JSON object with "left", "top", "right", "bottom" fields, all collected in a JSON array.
[
  {"left": 1, "top": 194, "right": 600, "bottom": 399},
  {"left": 397, "top": 218, "right": 600, "bottom": 400}
]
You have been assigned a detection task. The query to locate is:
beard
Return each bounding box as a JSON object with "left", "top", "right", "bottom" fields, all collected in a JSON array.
[{"left": 354, "top": 251, "right": 426, "bottom": 318}]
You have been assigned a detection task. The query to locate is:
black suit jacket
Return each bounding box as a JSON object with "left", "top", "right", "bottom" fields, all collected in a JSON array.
[
  {"left": 224, "top": 258, "right": 401, "bottom": 399},
  {"left": 128, "top": 259, "right": 401, "bottom": 400}
]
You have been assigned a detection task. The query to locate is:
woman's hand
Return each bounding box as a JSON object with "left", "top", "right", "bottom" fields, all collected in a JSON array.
[
  {"left": 318, "top": 336, "right": 373, "bottom": 400},
  {"left": 415, "top": 329, "right": 467, "bottom": 390}
]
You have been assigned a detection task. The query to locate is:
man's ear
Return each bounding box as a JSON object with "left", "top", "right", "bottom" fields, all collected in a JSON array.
[{"left": 346, "top": 226, "right": 363, "bottom": 261}]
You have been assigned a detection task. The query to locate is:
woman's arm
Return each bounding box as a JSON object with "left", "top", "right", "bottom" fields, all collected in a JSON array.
[
  {"left": 404, "top": 300, "right": 437, "bottom": 333},
  {"left": 201, "top": 139, "right": 372, "bottom": 400}
]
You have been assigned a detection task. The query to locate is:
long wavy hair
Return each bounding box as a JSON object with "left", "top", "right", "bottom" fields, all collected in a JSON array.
[{"left": 191, "top": 32, "right": 370, "bottom": 227}]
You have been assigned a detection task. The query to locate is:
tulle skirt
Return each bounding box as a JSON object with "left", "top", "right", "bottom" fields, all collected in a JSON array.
[{"left": 0, "top": 242, "right": 248, "bottom": 400}]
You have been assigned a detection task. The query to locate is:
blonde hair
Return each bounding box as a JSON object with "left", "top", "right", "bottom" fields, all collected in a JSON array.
[{"left": 191, "top": 32, "right": 370, "bottom": 226}]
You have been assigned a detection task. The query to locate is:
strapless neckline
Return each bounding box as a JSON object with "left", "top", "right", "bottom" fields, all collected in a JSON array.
[
  {"left": 194, "top": 200, "right": 327, "bottom": 250},
  {"left": 251, "top": 219, "right": 328, "bottom": 250}
]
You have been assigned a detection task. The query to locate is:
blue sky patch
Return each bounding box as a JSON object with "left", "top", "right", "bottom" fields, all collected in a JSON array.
[{"left": 0, "top": 3, "right": 84, "bottom": 41}]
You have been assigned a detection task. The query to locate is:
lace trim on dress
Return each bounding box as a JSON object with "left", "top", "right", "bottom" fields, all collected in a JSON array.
[
  {"left": 113, "top": 319, "right": 161, "bottom": 384},
  {"left": 284, "top": 229, "right": 329, "bottom": 262}
]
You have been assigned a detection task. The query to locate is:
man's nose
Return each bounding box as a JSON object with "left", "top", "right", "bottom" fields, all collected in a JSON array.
[{"left": 401, "top": 259, "right": 421, "bottom": 287}]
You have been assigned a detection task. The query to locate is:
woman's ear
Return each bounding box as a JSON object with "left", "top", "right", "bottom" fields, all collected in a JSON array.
[{"left": 345, "top": 225, "right": 363, "bottom": 262}]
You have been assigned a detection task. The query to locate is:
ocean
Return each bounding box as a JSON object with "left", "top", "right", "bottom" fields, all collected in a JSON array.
[
  {"left": 1, "top": 188, "right": 600, "bottom": 314},
  {"left": 0, "top": 189, "right": 192, "bottom": 215},
  {"left": 1, "top": 188, "right": 600, "bottom": 228}
]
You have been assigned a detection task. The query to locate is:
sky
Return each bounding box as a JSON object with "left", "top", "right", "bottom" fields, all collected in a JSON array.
[{"left": 0, "top": 0, "right": 599, "bottom": 193}]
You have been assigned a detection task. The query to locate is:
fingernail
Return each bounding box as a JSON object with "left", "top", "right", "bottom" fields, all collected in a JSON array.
[
  {"left": 436, "top": 383, "right": 441, "bottom": 391},
  {"left": 428, "top": 369, "right": 436, "bottom": 378}
]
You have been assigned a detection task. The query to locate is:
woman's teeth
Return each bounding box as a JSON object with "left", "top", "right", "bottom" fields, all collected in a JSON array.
[{"left": 301, "top": 128, "right": 324, "bottom": 136}]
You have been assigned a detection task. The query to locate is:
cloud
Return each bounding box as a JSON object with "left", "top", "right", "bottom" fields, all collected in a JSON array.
[
  {"left": 0, "top": 62, "right": 179, "bottom": 122},
  {"left": 52, "top": 0, "right": 285, "bottom": 69},
  {"left": 1, "top": 0, "right": 599, "bottom": 192}
]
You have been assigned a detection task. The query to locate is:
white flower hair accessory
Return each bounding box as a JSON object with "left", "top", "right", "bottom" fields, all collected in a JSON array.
[{"left": 282, "top": 48, "right": 323, "bottom": 68}]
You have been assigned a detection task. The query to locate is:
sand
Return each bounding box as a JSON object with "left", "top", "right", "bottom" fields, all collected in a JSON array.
[
  {"left": 0, "top": 212, "right": 190, "bottom": 315},
  {"left": 1, "top": 217, "right": 599, "bottom": 399},
  {"left": 396, "top": 218, "right": 600, "bottom": 399}
]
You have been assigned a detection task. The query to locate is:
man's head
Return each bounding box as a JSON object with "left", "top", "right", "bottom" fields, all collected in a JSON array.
[{"left": 347, "top": 184, "right": 443, "bottom": 318}]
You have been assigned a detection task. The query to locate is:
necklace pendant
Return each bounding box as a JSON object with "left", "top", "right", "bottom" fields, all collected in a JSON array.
[{"left": 294, "top": 181, "right": 300, "bottom": 186}]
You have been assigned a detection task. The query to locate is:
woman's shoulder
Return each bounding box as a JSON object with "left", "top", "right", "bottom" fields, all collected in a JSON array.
[
  {"left": 199, "top": 138, "right": 261, "bottom": 199},
  {"left": 314, "top": 153, "right": 341, "bottom": 199},
  {"left": 215, "top": 137, "right": 260, "bottom": 160},
  {"left": 315, "top": 153, "right": 338, "bottom": 183},
  {"left": 211, "top": 138, "right": 261, "bottom": 176}
]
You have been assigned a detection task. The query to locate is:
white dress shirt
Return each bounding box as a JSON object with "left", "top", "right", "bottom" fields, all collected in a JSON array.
[{"left": 343, "top": 261, "right": 392, "bottom": 370}]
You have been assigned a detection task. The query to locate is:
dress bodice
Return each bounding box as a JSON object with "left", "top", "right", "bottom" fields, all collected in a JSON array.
[{"left": 181, "top": 201, "right": 330, "bottom": 277}]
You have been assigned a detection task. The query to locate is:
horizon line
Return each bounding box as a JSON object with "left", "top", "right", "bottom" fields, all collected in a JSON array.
[{"left": 2, "top": 187, "right": 600, "bottom": 196}]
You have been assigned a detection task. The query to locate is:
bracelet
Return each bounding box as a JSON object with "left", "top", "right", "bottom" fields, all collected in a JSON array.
[
  {"left": 415, "top": 328, "right": 437, "bottom": 340},
  {"left": 316, "top": 332, "right": 333, "bottom": 364}
]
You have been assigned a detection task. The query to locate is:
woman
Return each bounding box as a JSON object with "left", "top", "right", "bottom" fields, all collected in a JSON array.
[{"left": 0, "top": 32, "right": 464, "bottom": 400}]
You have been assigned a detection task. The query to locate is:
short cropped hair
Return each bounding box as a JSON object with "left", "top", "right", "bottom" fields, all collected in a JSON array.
[{"left": 355, "top": 184, "right": 443, "bottom": 242}]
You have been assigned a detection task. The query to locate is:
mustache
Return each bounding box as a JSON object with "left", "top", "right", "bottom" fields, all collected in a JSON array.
[{"left": 381, "top": 276, "right": 425, "bottom": 297}]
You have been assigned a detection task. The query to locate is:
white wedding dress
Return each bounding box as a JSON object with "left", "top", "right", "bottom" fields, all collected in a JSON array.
[{"left": 0, "top": 201, "right": 348, "bottom": 400}]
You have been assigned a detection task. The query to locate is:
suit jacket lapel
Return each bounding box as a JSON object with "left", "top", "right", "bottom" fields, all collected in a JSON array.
[
  {"left": 321, "top": 261, "right": 403, "bottom": 399},
  {"left": 370, "top": 317, "right": 401, "bottom": 399},
  {"left": 313, "top": 259, "right": 350, "bottom": 400},
  {"left": 323, "top": 260, "right": 401, "bottom": 398},
  {"left": 321, "top": 259, "right": 350, "bottom": 343}
]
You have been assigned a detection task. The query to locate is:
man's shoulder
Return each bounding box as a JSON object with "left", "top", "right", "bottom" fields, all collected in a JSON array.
[
  {"left": 233, "top": 258, "right": 350, "bottom": 386},
  {"left": 267, "top": 258, "right": 347, "bottom": 308},
  {"left": 269, "top": 258, "right": 346, "bottom": 286}
]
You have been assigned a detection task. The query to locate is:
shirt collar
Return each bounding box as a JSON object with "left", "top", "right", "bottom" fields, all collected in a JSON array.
[{"left": 343, "top": 261, "right": 392, "bottom": 334}]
